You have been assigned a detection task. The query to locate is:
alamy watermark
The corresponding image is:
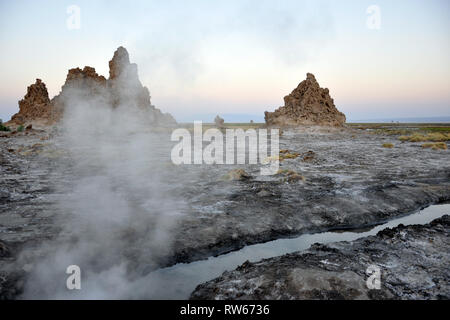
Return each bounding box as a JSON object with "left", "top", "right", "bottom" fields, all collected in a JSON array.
[
  {"left": 171, "top": 122, "right": 280, "bottom": 175},
  {"left": 366, "top": 264, "right": 381, "bottom": 289},
  {"left": 66, "top": 265, "right": 81, "bottom": 290},
  {"left": 366, "top": 5, "right": 381, "bottom": 30},
  {"left": 66, "top": 5, "right": 81, "bottom": 30}
]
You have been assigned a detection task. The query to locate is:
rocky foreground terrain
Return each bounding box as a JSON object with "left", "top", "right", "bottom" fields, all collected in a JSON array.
[
  {"left": 169, "top": 126, "right": 450, "bottom": 265},
  {"left": 191, "top": 215, "right": 450, "bottom": 300},
  {"left": 0, "top": 124, "right": 449, "bottom": 298}
]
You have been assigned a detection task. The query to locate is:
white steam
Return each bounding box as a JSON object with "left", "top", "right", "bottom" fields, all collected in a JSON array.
[{"left": 19, "top": 57, "right": 184, "bottom": 299}]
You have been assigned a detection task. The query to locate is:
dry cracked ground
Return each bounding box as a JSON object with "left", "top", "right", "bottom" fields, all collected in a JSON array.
[{"left": 0, "top": 124, "right": 449, "bottom": 299}]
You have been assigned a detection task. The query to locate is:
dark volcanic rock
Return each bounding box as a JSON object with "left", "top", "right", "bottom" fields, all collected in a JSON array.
[
  {"left": 190, "top": 215, "right": 450, "bottom": 300},
  {"left": 265, "top": 73, "right": 346, "bottom": 127},
  {"left": 0, "top": 241, "right": 11, "bottom": 258}
]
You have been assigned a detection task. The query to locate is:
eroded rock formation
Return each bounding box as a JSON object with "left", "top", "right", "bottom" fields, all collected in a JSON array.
[
  {"left": 107, "top": 46, "right": 176, "bottom": 124},
  {"left": 49, "top": 66, "right": 108, "bottom": 122},
  {"left": 265, "top": 73, "right": 346, "bottom": 127},
  {"left": 9, "top": 79, "right": 53, "bottom": 125},
  {"left": 63, "top": 67, "right": 107, "bottom": 92},
  {"left": 8, "top": 47, "right": 176, "bottom": 127}
]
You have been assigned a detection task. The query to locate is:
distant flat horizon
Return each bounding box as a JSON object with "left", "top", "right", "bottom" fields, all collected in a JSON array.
[
  {"left": 2, "top": 107, "right": 450, "bottom": 125},
  {"left": 347, "top": 116, "right": 450, "bottom": 123},
  {"left": 175, "top": 114, "right": 450, "bottom": 124}
]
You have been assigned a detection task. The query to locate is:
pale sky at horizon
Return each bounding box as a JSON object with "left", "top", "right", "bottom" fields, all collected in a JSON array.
[{"left": 0, "top": 0, "right": 449, "bottom": 122}]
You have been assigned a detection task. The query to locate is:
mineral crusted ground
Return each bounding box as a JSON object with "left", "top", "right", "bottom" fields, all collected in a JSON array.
[{"left": 1, "top": 124, "right": 449, "bottom": 298}]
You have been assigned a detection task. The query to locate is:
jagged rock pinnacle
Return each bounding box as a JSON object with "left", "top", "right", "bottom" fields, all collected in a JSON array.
[
  {"left": 9, "top": 79, "right": 52, "bottom": 125},
  {"left": 109, "top": 46, "right": 132, "bottom": 80},
  {"left": 265, "top": 73, "right": 346, "bottom": 127}
]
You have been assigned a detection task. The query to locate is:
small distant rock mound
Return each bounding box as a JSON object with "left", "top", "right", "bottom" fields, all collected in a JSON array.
[
  {"left": 265, "top": 73, "right": 346, "bottom": 127},
  {"left": 8, "top": 47, "right": 176, "bottom": 127},
  {"left": 214, "top": 115, "right": 225, "bottom": 128},
  {"left": 222, "top": 169, "right": 251, "bottom": 181}
]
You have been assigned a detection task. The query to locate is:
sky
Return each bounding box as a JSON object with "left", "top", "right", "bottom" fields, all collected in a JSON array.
[{"left": 0, "top": 0, "right": 449, "bottom": 122}]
